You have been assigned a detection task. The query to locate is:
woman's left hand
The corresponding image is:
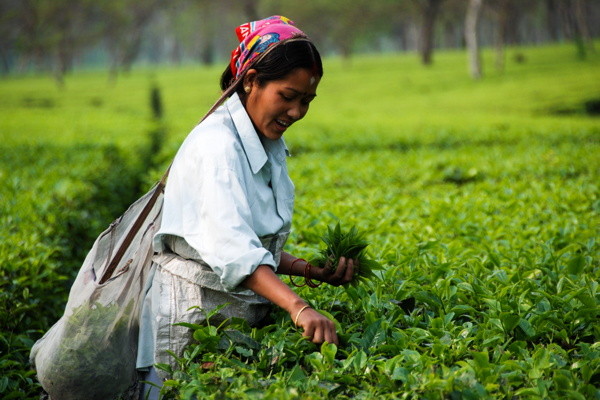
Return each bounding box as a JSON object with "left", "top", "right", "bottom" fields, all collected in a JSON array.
[{"left": 312, "top": 256, "right": 357, "bottom": 286}]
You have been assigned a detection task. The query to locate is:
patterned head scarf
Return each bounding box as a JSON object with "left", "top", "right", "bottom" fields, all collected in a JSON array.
[{"left": 230, "top": 15, "right": 308, "bottom": 80}]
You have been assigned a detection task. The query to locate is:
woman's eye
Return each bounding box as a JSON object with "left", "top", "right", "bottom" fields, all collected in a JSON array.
[{"left": 281, "top": 94, "right": 294, "bottom": 101}]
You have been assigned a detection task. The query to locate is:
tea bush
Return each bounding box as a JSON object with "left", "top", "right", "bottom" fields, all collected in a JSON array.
[
  {"left": 0, "top": 42, "right": 598, "bottom": 398},
  {"left": 0, "top": 144, "right": 141, "bottom": 397},
  {"left": 153, "top": 44, "right": 599, "bottom": 399},
  {"left": 158, "top": 126, "right": 598, "bottom": 399},
  {"left": 0, "top": 71, "right": 169, "bottom": 397}
]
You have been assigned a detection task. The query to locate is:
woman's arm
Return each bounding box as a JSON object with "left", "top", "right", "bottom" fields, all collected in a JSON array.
[
  {"left": 277, "top": 251, "right": 356, "bottom": 286},
  {"left": 242, "top": 264, "right": 339, "bottom": 345}
]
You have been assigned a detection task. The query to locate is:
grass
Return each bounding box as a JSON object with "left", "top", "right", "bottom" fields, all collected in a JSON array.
[
  {"left": 2, "top": 43, "right": 597, "bottom": 150},
  {"left": 0, "top": 41, "right": 598, "bottom": 399}
]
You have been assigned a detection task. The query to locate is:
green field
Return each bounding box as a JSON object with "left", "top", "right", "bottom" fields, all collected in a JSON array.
[{"left": 1, "top": 43, "right": 599, "bottom": 399}]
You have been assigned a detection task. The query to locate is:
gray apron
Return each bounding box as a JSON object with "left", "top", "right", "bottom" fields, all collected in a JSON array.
[{"left": 136, "top": 232, "right": 288, "bottom": 379}]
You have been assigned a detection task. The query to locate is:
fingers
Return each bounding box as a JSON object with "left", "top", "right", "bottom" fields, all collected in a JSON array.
[
  {"left": 327, "top": 257, "right": 356, "bottom": 286},
  {"left": 296, "top": 308, "right": 339, "bottom": 345},
  {"left": 328, "top": 257, "right": 347, "bottom": 286},
  {"left": 305, "top": 320, "right": 338, "bottom": 345},
  {"left": 343, "top": 257, "right": 356, "bottom": 282}
]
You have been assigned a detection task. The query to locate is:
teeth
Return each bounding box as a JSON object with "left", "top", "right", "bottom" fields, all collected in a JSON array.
[{"left": 277, "top": 119, "right": 290, "bottom": 127}]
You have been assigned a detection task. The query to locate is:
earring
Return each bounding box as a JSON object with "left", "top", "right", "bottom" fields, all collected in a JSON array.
[{"left": 244, "top": 86, "right": 251, "bottom": 93}]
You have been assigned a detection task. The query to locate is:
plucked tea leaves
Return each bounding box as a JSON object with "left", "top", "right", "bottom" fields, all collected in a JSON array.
[{"left": 310, "top": 222, "right": 383, "bottom": 285}]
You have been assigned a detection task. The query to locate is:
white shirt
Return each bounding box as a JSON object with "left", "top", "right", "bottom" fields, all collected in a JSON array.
[{"left": 154, "top": 93, "right": 295, "bottom": 291}]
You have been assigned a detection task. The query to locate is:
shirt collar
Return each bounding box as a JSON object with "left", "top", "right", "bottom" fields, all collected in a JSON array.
[{"left": 226, "top": 93, "right": 290, "bottom": 174}]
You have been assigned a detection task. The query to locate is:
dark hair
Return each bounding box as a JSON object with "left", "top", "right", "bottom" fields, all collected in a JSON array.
[{"left": 220, "top": 39, "right": 323, "bottom": 94}]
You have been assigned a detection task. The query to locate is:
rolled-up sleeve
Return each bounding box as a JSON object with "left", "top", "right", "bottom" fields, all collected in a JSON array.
[
  {"left": 154, "top": 93, "right": 293, "bottom": 292},
  {"left": 182, "top": 160, "right": 276, "bottom": 291}
]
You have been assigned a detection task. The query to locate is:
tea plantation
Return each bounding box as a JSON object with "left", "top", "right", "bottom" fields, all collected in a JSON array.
[{"left": 0, "top": 43, "right": 598, "bottom": 399}]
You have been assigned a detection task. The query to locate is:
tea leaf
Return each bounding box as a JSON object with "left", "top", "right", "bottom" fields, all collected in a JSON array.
[{"left": 567, "top": 254, "right": 585, "bottom": 275}]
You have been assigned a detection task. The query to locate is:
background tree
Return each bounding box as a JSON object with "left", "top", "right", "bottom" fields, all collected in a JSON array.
[
  {"left": 261, "top": 0, "right": 392, "bottom": 58},
  {"left": 0, "top": 0, "right": 103, "bottom": 84},
  {"left": 438, "top": 0, "right": 467, "bottom": 49},
  {"left": 99, "top": 0, "right": 163, "bottom": 81},
  {"left": 46, "top": 0, "right": 105, "bottom": 85},
  {"left": 1, "top": 0, "right": 599, "bottom": 79},
  {"left": 465, "top": 0, "right": 483, "bottom": 79},
  {"left": 545, "top": 0, "right": 562, "bottom": 41},
  {"left": 0, "top": 0, "right": 21, "bottom": 74},
  {"left": 486, "top": 0, "right": 515, "bottom": 73},
  {"left": 412, "top": 0, "right": 445, "bottom": 65},
  {"left": 7, "top": 0, "right": 53, "bottom": 72},
  {"left": 565, "top": 0, "right": 595, "bottom": 58},
  {"left": 241, "top": 0, "right": 260, "bottom": 22}
]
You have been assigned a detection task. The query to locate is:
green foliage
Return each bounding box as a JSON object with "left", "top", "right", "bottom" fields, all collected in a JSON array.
[
  {"left": 310, "top": 222, "right": 383, "bottom": 284},
  {"left": 0, "top": 43, "right": 598, "bottom": 399},
  {"left": 0, "top": 79, "right": 169, "bottom": 397},
  {"left": 0, "top": 144, "right": 142, "bottom": 398},
  {"left": 35, "top": 301, "right": 136, "bottom": 399},
  {"left": 153, "top": 43, "right": 598, "bottom": 399}
]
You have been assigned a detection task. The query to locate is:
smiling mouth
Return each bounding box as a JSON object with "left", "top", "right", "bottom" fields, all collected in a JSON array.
[{"left": 275, "top": 119, "right": 292, "bottom": 128}]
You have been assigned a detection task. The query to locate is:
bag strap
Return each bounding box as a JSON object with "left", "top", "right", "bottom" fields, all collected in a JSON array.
[
  {"left": 99, "top": 40, "right": 308, "bottom": 283},
  {"left": 98, "top": 172, "right": 168, "bottom": 284},
  {"left": 98, "top": 86, "right": 237, "bottom": 284}
]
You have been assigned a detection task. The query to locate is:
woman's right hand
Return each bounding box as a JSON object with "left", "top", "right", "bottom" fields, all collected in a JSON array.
[
  {"left": 293, "top": 305, "right": 338, "bottom": 345},
  {"left": 314, "top": 256, "right": 357, "bottom": 286},
  {"left": 241, "top": 265, "right": 339, "bottom": 345}
]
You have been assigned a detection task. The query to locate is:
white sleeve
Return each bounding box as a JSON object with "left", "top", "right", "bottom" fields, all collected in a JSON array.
[{"left": 160, "top": 139, "right": 276, "bottom": 292}]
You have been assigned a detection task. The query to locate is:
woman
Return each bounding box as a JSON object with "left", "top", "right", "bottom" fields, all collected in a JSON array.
[{"left": 136, "top": 16, "right": 356, "bottom": 398}]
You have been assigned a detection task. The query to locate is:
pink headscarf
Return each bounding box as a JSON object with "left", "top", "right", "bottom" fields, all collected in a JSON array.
[
  {"left": 199, "top": 16, "right": 309, "bottom": 123},
  {"left": 229, "top": 15, "right": 307, "bottom": 80}
]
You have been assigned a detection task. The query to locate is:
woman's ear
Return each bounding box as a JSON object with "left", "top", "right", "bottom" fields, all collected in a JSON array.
[{"left": 243, "top": 69, "right": 258, "bottom": 92}]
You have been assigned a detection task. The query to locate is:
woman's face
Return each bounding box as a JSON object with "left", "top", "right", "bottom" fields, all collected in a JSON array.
[{"left": 244, "top": 68, "right": 320, "bottom": 140}]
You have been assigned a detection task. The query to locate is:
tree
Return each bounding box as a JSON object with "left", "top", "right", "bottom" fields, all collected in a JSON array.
[
  {"left": 241, "top": 0, "right": 260, "bottom": 21},
  {"left": 486, "top": 0, "right": 519, "bottom": 72},
  {"left": 99, "top": 0, "right": 163, "bottom": 81},
  {"left": 325, "top": 0, "right": 392, "bottom": 58},
  {"left": 438, "top": 0, "right": 467, "bottom": 49},
  {"left": 0, "top": 0, "right": 103, "bottom": 84},
  {"left": 8, "top": 0, "right": 53, "bottom": 72},
  {"left": 2, "top": 0, "right": 599, "bottom": 76},
  {"left": 0, "top": 0, "right": 20, "bottom": 73},
  {"left": 413, "top": 0, "right": 445, "bottom": 65},
  {"left": 545, "top": 0, "right": 562, "bottom": 41},
  {"left": 465, "top": 0, "right": 483, "bottom": 79},
  {"left": 46, "top": 0, "right": 105, "bottom": 85},
  {"left": 567, "top": 0, "right": 594, "bottom": 58},
  {"left": 261, "top": 0, "right": 392, "bottom": 58}
]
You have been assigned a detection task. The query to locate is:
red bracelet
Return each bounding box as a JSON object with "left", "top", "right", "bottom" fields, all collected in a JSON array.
[
  {"left": 304, "top": 262, "right": 322, "bottom": 288},
  {"left": 289, "top": 258, "right": 306, "bottom": 287}
]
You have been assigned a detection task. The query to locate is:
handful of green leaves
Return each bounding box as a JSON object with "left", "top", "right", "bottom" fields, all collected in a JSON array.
[{"left": 311, "top": 222, "right": 382, "bottom": 285}]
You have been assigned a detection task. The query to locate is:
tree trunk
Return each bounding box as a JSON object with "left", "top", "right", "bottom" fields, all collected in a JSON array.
[
  {"left": 241, "top": 0, "right": 260, "bottom": 21},
  {"left": 572, "top": 0, "right": 594, "bottom": 54},
  {"left": 419, "top": 0, "right": 443, "bottom": 65},
  {"left": 465, "top": 0, "right": 483, "bottom": 79},
  {"left": 493, "top": 0, "right": 510, "bottom": 73},
  {"left": 121, "top": 33, "right": 143, "bottom": 73},
  {"left": 200, "top": 42, "right": 215, "bottom": 65},
  {"left": 504, "top": 1, "right": 519, "bottom": 45},
  {"left": 0, "top": 48, "right": 10, "bottom": 74},
  {"left": 545, "top": 0, "right": 561, "bottom": 41},
  {"left": 340, "top": 41, "right": 353, "bottom": 59},
  {"left": 54, "top": 43, "right": 70, "bottom": 88}
]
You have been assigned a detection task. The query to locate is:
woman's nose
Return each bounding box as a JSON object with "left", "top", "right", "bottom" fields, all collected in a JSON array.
[{"left": 288, "top": 102, "right": 305, "bottom": 121}]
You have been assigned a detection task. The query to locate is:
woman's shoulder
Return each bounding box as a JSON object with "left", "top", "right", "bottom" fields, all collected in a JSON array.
[
  {"left": 176, "top": 106, "right": 243, "bottom": 167},
  {"left": 188, "top": 104, "right": 240, "bottom": 147}
]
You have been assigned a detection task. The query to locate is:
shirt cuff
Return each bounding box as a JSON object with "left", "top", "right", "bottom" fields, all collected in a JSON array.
[{"left": 218, "top": 248, "right": 277, "bottom": 292}]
